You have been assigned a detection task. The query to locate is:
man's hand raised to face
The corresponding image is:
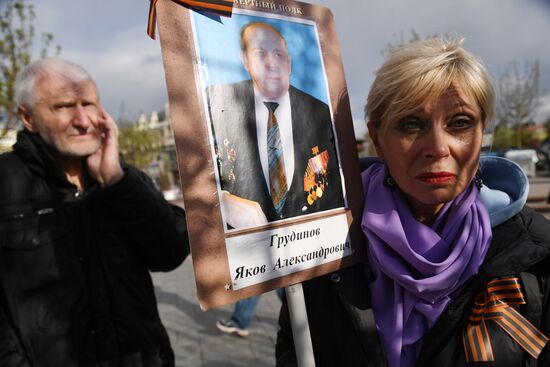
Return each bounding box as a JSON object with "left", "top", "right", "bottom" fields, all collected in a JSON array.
[{"left": 87, "top": 108, "right": 124, "bottom": 187}]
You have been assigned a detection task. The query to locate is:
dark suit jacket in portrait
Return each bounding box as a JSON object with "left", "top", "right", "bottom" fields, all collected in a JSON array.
[{"left": 207, "top": 80, "right": 345, "bottom": 224}]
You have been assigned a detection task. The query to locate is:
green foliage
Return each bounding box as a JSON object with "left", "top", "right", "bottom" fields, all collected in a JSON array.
[
  {"left": 156, "top": 160, "right": 173, "bottom": 191},
  {"left": 0, "top": 0, "right": 61, "bottom": 135},
  {"left": 522, "top": 129, "right": 538, "bottom": 149},
  {"left": 492, "top": 125, "right": 516, "bottom": 151},
  {"left": 491, "top": 124, "right": 548, "bottom": 151},
  {"left": 118, "top": 124, "right": 163, "bottom": 172}
]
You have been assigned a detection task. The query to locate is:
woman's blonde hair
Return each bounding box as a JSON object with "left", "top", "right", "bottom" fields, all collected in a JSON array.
[{"left": 365, "top": 37, "right": 495, "bottom": 130}]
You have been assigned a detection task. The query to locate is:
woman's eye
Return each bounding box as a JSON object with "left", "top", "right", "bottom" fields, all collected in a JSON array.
[
  {"left": 399, "top": 118, "right": 422, "bottom": 131},
  {"left": 450, "top": 117, "right": 473, "bottom": 129}
]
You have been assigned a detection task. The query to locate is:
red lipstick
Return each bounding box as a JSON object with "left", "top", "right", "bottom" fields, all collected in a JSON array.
[{"left": 415, "top": 172, "right": 456, "bottom": 184}]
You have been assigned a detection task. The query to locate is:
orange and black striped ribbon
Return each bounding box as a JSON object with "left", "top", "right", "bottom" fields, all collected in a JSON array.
[
  {"left": 147, "top": 0, "right": 234, "bottom": 39},
  {"left": 462, "top": 277, "right": 549, "bottom": 362}
]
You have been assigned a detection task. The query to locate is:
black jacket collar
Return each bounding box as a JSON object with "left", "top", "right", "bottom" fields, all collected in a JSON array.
[{"left": 13, "top": 130, "right": 97, "bottom": 200}]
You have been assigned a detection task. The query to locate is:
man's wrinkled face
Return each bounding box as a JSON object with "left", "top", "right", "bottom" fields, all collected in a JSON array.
[
  {"left": 21, "top": 76, "right": 102, "bottom": 158},
  {"left": 241, "top": 25, "right": 291, "bottom": 101}
]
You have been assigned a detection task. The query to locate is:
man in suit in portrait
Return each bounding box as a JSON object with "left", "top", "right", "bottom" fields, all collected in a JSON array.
[{"left": 207, "top": 21, "right": 344, "bottom": 230}]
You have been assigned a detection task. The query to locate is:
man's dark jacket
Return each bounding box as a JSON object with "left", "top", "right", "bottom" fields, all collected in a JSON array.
[
  {"left": 208, "top": 80, "right": 344, "bottom": 222},
  {"left": 276, "top": 205, "right": 550, "bottom": 366},
  {"left": 0, "top": 131, "right": 190, "bottom": 366}
]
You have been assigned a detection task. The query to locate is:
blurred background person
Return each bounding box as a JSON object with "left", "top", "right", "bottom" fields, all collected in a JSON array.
[{"left": 217, "top": 289, "right": 284, "bottom": 337}]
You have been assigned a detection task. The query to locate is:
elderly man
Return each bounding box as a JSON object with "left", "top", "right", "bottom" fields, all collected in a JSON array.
[
  {"left": 0, "top": 58, "right": 189, "bottom": 366},
  {"left": 208, "top": 21, "right": 345, "bottom": 230}
]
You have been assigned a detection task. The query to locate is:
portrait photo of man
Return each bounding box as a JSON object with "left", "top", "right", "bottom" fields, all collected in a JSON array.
[{"left": 204, "top": 20, "right": 345, "bottom": 230}]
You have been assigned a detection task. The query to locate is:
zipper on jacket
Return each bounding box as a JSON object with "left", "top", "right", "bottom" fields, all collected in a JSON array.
[{"left": 1, "top": 208, "right": 55, "bottom": 221}]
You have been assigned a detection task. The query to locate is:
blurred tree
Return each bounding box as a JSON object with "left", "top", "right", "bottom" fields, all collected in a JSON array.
[
  {"left": 492, "top": 125, "right": 516, "bottom": 151},
  {"left": 155, "top": 156, "right": 174, "bottom": 191},
  {"left": 497, "top": 61, "right": 540, "bottom": 148},
  {"left": 118, "top": 123, "right": 163, "bottom": 173},
  {"left": 382, "top": 29, "right": 421, "bottom": 57},
  {"left": 522, "top": 128, "right": 539, "bottom": 149},
  {"left": 382, "top": 29, "right": 451, "bottom": 57},
  {"left": 0, "top": 0, "right": 61, "bottom": 136}
]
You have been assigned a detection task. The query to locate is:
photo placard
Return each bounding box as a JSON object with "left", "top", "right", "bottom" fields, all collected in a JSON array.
[{"left": 155, "top": 0, "right": 365, "bottom": 309}]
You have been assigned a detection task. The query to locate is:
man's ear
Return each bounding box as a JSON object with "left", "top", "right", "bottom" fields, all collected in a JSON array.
[
  {"left": 288, "top": 54, "right": 292, "bottom": 75},
  {"left": 240, "top": 50, "right": 249, "bottom": 72},
  {"left": 18, "top": 105, "right": 37, "bottom": 133},
  {"left": 367, "top": 121, "right": 384, "bottom": 160}
]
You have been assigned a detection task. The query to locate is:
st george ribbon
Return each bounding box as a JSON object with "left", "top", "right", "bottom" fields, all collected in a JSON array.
[
  {"left": 147, "top": 0, "right": 234, "bottom": 39},
  {"left": 462, "top": 277, "right": 549, "bottom": 362}
]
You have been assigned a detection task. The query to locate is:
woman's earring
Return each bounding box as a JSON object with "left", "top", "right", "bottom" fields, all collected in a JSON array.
[
  {"left": 384, "top": 174, "right": 396, "bottom": 188},
  {"left": 475, "top": 172, "right": 483, "bottom": 191}
]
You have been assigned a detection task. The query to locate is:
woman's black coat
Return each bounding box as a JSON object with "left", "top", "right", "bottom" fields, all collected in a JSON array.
[{"left": 276, "top": 206, "right": 550, "bottom": 367}]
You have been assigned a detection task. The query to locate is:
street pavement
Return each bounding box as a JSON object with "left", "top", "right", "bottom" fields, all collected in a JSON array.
[
  {"left": 152, "top": 262, "right": 281, "bottom": 367},
  {"left": 528, "top": 175, "right": 550, "bottom": 199},
  {"left": 155, "top": 176, "right": 550, "bottom": 367}
]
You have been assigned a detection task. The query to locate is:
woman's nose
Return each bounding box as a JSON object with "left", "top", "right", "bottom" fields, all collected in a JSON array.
[{"left": 424, "top": 127, "right": 450, "bottom": 159}]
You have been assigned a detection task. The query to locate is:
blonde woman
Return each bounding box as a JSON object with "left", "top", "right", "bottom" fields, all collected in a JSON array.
[{"left": 276, "top": 38, "right": 550, "bottom": 367}]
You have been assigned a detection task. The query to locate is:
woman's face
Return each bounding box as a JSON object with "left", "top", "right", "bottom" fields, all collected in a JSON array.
[{"left": 369, "top": 83, "right": 483, "bottom": 223}]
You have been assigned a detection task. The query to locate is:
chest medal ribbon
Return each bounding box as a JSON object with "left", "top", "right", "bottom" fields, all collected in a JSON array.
[
  {"left": 304, "top": 146, "right": 330, "bottom": 206},
  {"left": 147, "top": 0, "right": 234, "bottom": 39}
]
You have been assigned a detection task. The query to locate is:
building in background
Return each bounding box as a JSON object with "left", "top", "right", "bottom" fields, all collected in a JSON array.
[{"left": 135, "top": 104, "right": 181, "bottom": 200}]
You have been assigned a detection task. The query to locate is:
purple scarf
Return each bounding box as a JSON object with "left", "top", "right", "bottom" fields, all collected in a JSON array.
[{"left": 361, "top": 163, "right": 492, "bottom": 367}]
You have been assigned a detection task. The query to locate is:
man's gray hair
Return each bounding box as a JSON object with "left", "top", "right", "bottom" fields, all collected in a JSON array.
[{"left": 15, "top": 58, "right": 95, "bottom": 108}]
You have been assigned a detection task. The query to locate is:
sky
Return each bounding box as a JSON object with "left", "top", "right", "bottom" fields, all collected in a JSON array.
[{"left": 6, "top": 0, "right": 550, "bottom": 138}]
